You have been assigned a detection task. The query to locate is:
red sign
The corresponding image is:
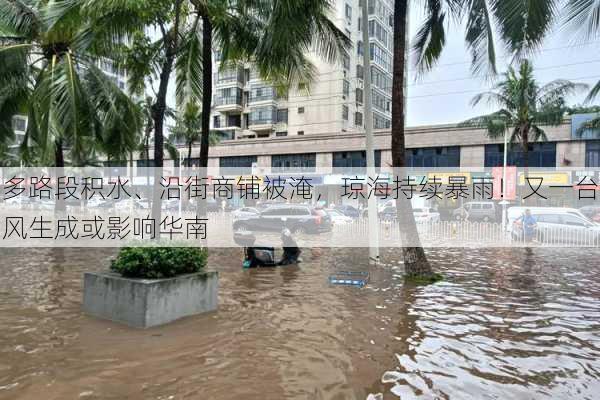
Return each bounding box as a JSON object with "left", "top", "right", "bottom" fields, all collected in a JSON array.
[{"left": 492, "top": 166, "right": 517, "bottom": 200}]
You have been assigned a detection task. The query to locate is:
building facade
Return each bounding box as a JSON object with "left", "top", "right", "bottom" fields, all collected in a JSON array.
[
  {"left": 202, "top": 118, "right": 599, "bottom": 172},
  {"left": 209, "top": 0, "right": 394, "bottom": 141}
]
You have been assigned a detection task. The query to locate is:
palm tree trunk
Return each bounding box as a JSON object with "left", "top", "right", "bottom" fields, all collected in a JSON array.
[
  {"left": 199, "top": 14, "right": 212, "bottom": 169},
  {"left": 392, "top": 0, "right": 433, "bottom": 279},
  {"left": 54, "top": 138, "right": 64, "bottom": 168},
  {"left": 187, "top": 141, "right": 193, "bottom": 167},
  {"left": 197, "top": 14, "right": 213, "bottom": 219},
  {"left": 55, "top": 138, "right": 66, "bottom": 212}
]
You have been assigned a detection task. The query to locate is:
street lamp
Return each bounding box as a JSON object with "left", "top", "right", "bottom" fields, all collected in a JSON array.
[
  {"left": 362, "top": 0, "right": 379, "bottom": 262},
  {"left": 500, "top": 129, "right": 509, "bottom": 231}
]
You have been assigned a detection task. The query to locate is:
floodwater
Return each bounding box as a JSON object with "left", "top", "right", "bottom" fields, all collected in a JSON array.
[{"left": 0, "top": 248, "right": 599, "bottom": 400}]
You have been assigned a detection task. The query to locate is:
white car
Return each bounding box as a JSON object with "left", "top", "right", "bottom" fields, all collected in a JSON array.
[
  {"left": 232, "top": 207, "right": 259, "bottom": 220},
  {"left": 325, "top": 209, "right": 353, "bottom": 225},
  {"left": 413, "top": 207, "right": 440, "bottom": 223}
]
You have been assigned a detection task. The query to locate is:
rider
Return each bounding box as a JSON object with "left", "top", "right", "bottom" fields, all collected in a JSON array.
[
  {"left": 279, "top": 228, "right": 301, "bottom": 265},
  {"left": 517, "top": 209, "right": 537, "bottom": 242}
]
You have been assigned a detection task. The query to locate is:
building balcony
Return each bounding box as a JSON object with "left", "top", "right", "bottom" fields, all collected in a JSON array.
[{"left": 214, "top": 96, "right": 243, "bottom": 112}]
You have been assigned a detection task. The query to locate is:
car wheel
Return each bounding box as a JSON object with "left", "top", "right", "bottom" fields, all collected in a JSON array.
[
  {"left": 455, "top": 215, "right": 462, "bottom": 221},
  {"left": 293, "top": 226, "right": 306, "bottom": 234},
  {"left": 483, "top": 216, "right": 490, "bottom": 222}
]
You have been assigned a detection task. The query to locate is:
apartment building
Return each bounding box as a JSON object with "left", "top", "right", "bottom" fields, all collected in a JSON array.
[{"left": 210, "top": 0, "right": 394, "bottom": 141}]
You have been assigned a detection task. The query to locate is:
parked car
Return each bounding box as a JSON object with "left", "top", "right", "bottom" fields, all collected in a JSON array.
[
  {"left": 579, "top": 206, "right": 600, "bottom": 223},
  {"left": 233, "top": 204, "right": 332, "bottom": 234},
  {"left": 413, "top": 207, "right": 440, "bottom": 223},
  {"left": 232, "top": 207, "right": 260, "bottom": 220},
  {"left": 510, "top": 207, "right": 600, "bottom": 245},
  {"left": 325, "top": 208, "right": 353, "bottom": 225},
  {"left": 334, "top": 204, "right": 360, "bottom": 219},
  {"left": 453, "top": 201, "right": 497, "bottom": 221}
]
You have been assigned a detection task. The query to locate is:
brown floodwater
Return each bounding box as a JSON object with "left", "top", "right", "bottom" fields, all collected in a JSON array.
[{"left": 0, "top": 247, "right": 599, "bottom": 399}]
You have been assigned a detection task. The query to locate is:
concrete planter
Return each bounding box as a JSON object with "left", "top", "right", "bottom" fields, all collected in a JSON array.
[{"left": 82, "top": 271, "right": 218, "bottom": 328}]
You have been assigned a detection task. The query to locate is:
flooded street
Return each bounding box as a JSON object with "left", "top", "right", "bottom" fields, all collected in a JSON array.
[{"left": 1, "top": 247, "right": 599, "bottom": 399}]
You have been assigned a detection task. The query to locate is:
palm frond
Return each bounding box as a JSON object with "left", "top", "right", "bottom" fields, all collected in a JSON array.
[
  {"left": 0, "top": 0, "right": 40, "bottom": 39},
  {"left": 463, "top": 0, "right": 497, "bottom": 76},
  {"left": 175, "top": 25, "right": 203, "bottom": 106},
  {"left": 413, "top": 0, "right": 447, "bottom": 74},
  {"left": 492, "top": 0, "right": 560, "bottom": 57},
  {"left": 585, "top": 79, "right": 600, "bottom": 103},
  {"left": 564, "top": 0, "right": 600, "bottom": 40}
]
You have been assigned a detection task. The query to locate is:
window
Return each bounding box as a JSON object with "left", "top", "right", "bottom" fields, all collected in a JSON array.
[
  {"left": 369, "top": 43, "right": 392, "bottom": 72},
  {"left": 562, "top": 215, "right": 587, "bottom": 227},
  {"left": 276, "top": 131, "right": 287, "bottom": 137},
  {"left": 369, "top": 19, "right": 389, "bottom": 48},
  {"left": 537, "top": 214, "right": 562, "bottom": 224},
  {"left": 355, "top": 112, "right": 363, "bottom": 126},
  {"left": 345, "top": 3, "right": 352, "bottom": 20},
  {"left": 272, "top": 153, "right": 316, "bottom": 172},
  {"left": 371, "top": 66, "right": 392, "bottom": 94},
  {"left": 219, "top": 155, "right": 257, "bottom": 169},
  {"left": 343, "top": 79, "right": 350, "bottom": 97},
  {"left": 357, "top": 64, "right": 364, "bottom": 79},
  {"left": 356, "top": 88, "right": 364, "bottom": 104},
  {"left": 297, "top": 131, "right": 304, "bottom": 136},
  {"left": 343, "top": 54, "right": 350, "bottom": 70},
  {"left": 373, "top": 112, "right": 391, "bottom": 129},
  {"left": 298, "top": 107, "right": 305, "bottom": 114},
  {"left": 249, "top": 106, "right": 276, "bottom": 125},
  {"left": 342, "top": 105, "right": 349, "bottom": 121},
  {"left": 12, "top": 117, "right": 26, "bottom": 132},
  {"left": 586, "top": 141, "right": 600, "bottom": 167},
  {"left": 249, "top": 85, "right": 276, "bottom": 102},
  {"left": 405, "top": 146, "right": 461, "bottom": 168},
  {"left": 216, "top": 87, "right": 242, "bottom": 106},
  {"left": 213, "top": 116, "right": 221, "bottom": 128},
  {"left": 484, "top": 143, "right": 556, "bottom": 168},
  {"left": 332, "top": 151, "right": 382, "bottom": 172},
  {"left": 276, "top": 109, "right": 288, "bottom": 124},
  {"left": 357, "top": 40, "right": 363, "bottom": 56},
  {"left": 372, "top": 89, "right": 391, "bottom": 113}
]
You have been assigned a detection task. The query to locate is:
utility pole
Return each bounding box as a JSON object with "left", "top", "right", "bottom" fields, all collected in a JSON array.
[
  {"left": 501, "top": 129, "right": 509, "bottom": 231},
  {"left": 362, "top": 0, "right": 380, "bottom": 262}
]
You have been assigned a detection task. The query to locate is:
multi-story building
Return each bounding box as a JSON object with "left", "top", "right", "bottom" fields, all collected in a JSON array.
[{"left": 210, "top": 0, "right": 394, "bottom": 141}]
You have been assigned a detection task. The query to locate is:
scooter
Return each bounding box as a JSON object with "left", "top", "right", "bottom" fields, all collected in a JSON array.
[{"left": 234, "top": 230, "right": 301, "bottom": 268}]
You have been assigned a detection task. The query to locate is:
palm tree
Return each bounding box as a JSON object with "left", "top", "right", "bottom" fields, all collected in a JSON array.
[
  {"left": 463, "top": 60, "right": 587, "bottom": 170},
  {"left": 0, "top": 0, "right": 139, "bottom": 168},
  {"left": 170, "top": 102, "right": 202, "bottom": 167},
  {"left": 392, "top": 0, "right": 562, "bottom": 279},
  {"left": 564, "top": 0, "right": 600, "bottom": 129}
]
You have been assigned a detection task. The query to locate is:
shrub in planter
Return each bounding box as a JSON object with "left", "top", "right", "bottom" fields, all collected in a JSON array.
[{"left": 110, "top": 246, "right": 208, "bottom": 279}]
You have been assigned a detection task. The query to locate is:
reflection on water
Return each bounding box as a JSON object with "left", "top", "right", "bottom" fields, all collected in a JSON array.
[
  {"left": 0, "top": 247, "right": 599, "bottom": 399},
  {"left": 378, "top": 248, "right": 600, "bottom": 400}
]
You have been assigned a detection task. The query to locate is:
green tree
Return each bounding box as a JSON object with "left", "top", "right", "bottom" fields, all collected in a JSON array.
[
  {"left": 392, "top": 0, "right": 561, "bottom": 278},
  {"left": 462, "top": 60, "right": 586, "bottom": 170},
  {"left": 170, "top": 102, "right": 202, "bottom": 167},
  {"left": 0, "top": 0, "right": 140, "bottom": 167}
]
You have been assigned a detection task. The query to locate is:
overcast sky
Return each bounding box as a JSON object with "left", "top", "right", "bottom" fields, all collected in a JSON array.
[{"left": 406, "top": 6, "right": 600, "bottom": 127}]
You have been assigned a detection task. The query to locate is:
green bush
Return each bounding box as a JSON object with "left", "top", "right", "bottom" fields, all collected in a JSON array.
[{"left": 110, "top": 246, "right": 207, "bottom": 279}]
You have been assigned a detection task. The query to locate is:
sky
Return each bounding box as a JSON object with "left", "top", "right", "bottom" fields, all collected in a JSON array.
[{"left": 406, "top": 6, "right": 600, "bottom": 127}]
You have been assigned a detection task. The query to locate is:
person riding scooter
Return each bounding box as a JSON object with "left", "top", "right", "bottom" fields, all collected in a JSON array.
[
  {"left": 234, "top": 228, "right": 301, "bottom": 268},
  {"left": 279, "top": 228, "right": 301, "bottom": 265}
]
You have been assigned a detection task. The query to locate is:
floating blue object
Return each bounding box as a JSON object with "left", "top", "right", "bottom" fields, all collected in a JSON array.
[{"left": 329, "top": 271, "right": 369, "bottom": 287}]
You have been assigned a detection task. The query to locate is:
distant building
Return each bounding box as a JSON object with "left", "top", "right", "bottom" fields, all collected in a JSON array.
[{"left": 209, "top": 0, "right": 394, "bottom": 141}]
